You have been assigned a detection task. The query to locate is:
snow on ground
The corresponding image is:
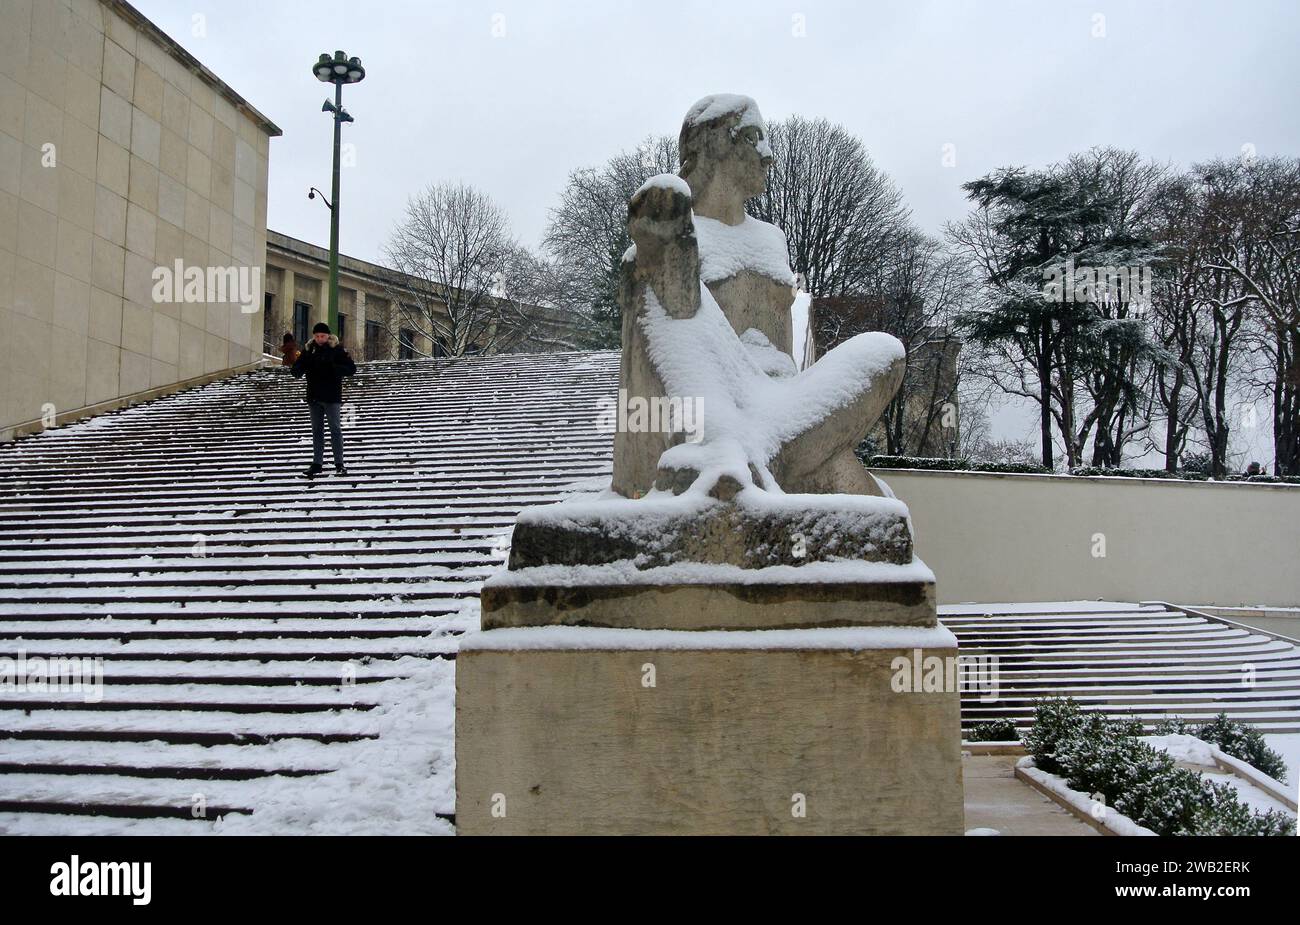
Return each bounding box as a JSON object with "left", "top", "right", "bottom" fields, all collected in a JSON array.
[
  {"left": 203, "top": 603, "right": 477, "bottom": 836},
  {"left": 1014, "top": 756, "right": 1156, "bottom": 836},
  {"left": 1145, "top": 734, "right": 1296, "bottom": 818},
  {"left": 0, "top": 649, "right": 461, "bottom": 837},
  {"left": 1199, "top": 769, "right": 1294, "bottom": 816},
  {"left": 214, "top": 651, "right": 460, "bottom": 836},
  {"left": 0, "top": 814, "right": 220, "bottom": 836},
  {"left": 1264, "top": 733, "right": 1300, "bottom": 796}
]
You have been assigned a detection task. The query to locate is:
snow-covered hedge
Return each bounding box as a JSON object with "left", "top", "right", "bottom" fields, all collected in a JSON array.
[
  {"left": 964, "top": 718, "right": 1021, "bottom": 742},
  {"left": 864, "top": 455, "right": 1300, "bottom": 483},
  {"left": 865, "top": 455, "right": 1048, "bottom": 474},
  {"left": 1023, "top": 698, "right": 1294, "bottom": 836},
  {"left": 1153, "top": 713, "right": 1289, "bottom": 784},
  {"left": 1070, "top": 466, "right": 1300, "bottom": 484}
]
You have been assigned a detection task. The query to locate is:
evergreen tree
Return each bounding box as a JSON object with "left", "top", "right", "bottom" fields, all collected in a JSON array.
[{"left": 950, "top": 153, "right": 1170, "bottom": 468}]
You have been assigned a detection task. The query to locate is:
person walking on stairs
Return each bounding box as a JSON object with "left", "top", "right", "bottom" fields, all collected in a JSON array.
[
  {"left": 280, "top": 332, "right": 300, "bottom": 366},
  {"left": 291, "top": 322, "right": 357, "bottom": 477}
]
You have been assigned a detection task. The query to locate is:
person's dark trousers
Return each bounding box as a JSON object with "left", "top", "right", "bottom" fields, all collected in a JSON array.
[{"left": 308, "top": 400, "right": 344, "bottom": 467}]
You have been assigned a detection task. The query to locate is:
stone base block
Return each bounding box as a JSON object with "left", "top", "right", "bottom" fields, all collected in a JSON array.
[
  {"left": 507, "top": 492, "right": 914, "bottom": 570},
  {"left": 455, "top": 626, "right": 965, "bottom": 835},
  {"left": 481, "top": 573, "right": 937, "bottom": 630}
]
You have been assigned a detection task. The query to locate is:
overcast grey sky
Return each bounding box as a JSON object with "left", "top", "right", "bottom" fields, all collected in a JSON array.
[{"left": 133, "top": 0, "right": 1300, "bottom": 265}]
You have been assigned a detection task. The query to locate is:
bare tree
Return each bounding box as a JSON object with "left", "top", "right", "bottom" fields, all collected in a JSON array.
[
  {"left": 1184, "top": 160, "right": 1273, "bottom": 478},
  {"left": 811, "top": 233, "right": 967, "bottom": 457},
  {"left": 1202, "top": 158, "right": 1300, "bottom": 475},
  {"left": 1148, "top": 174, "right": 1212, "bottom": 470},
  {"left": 750, "top": 116, "right": 910, "bottom": 298},
  {"left": 542, "top": 135, "right": 678, "bottom": 347},
  {"left": 953, "top": 347, "right": 1004, "bottom": 459},
  {"left": 966, "top": 436, "right": 1042, "bottom": 467},
  {"left": 380, "top": 182, "right": 535, "bottom": 359},
  {"left": 495, "top": 248, "right": 617, "bottom": 352}
]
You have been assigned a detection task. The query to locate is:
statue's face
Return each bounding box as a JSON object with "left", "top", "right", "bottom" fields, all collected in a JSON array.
[
  {"left": 680, "top": 96, "right": 773, "bottom": 204},
  {"left": 728, "top": 114, "right": 772, "bottom": 199}
]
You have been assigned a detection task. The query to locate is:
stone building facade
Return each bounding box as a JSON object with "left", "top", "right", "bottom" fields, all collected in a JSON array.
[
  {"left": 263, "top": 231, "right": 430, "bottom": 363},
  {"left": 263, "top": 230, "right": 585, "bottom": 362},
  {"left": 1, "top": 0, "right": 277, "bottom": 441}
]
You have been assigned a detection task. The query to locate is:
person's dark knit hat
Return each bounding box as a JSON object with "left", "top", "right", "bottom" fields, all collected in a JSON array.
[
  {"left": 283, "top": 332, "right": 295, "bottom": 342},
  {"left": 313, "top": 322, "right": 331, "bottom": 335}
]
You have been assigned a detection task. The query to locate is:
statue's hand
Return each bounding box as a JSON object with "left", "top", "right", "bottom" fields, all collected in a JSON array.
[{"left": 628, "top": 175, "right": 693, "bottom": 251}]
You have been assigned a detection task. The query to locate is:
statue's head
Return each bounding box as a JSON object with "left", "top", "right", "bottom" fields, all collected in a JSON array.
[{"left": 679, "top": 94, "right": 772, "bottom": 204}]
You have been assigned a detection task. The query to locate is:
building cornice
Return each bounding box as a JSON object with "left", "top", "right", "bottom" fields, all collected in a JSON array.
[{"left": 107, "top": 0, "right": 283, "bottom": 137}]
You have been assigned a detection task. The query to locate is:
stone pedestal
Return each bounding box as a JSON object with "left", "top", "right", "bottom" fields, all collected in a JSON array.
[{"left": 455, "top": 561, "right": 965, "bottom": 835}]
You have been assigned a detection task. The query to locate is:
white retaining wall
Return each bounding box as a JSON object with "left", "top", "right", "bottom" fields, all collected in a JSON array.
[{"left": 869, "top": 469, "right": 1300, "bottom": 607}]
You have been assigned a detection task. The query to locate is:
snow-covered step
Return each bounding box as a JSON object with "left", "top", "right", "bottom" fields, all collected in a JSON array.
[
  {"left": 0, "top": 637, "right": 456, "bottom": 658},
  {"left": 0, "top": 682, "right": 389, "bottom": 708},
  {"left": 0, "top": 737, "right": 353, "bottom": 773},
  {"left": 0, "top": 537, "right": 512, "bottom": 556},
  {"left": 19, "top": 657, "right": 432, "bottom": 683},
  {"left": 0, "top": 581, "right": 476, "bottom": 603},
  {"left": 0, "top": 806, "right": 223, "bottom": 827},
  {"left": 0, "top": 600, "right": 468, "bottom": 618},
  {"left": 0, "top": 479, "right": 606, "bottom": 509},
  {"left": 0, "top": 560, "right": 499, "bottom": 579},
  {"left": 990, "top": 664, "right": 1300, "bottom": 680},
  {"left": 0, "top": 771, "right": 321, "bottom": 813},
  {"left": 0, "top": 570, "right": 495, "bottom": 591},
  {"left": 0, "top": 615, "right": 458, "bottom": 636},
  {"left": 0, "top": 521, "right": 522, "bottom": 544}
]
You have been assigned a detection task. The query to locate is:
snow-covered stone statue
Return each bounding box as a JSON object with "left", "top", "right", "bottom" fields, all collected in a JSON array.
[
  {"left": 610, "top": 93, "right": 905, "bottom": 501},
  {"left": 456, "top": 94, "right": 963, "bottom": 837}
]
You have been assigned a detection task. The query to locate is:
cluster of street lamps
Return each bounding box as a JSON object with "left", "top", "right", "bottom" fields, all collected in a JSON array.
[{"left": 310, "top": 51, "right": 365, "bottom": 333}]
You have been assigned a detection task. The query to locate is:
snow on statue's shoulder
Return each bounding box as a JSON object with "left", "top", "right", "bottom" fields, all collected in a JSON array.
[{"left": 694, "top": 214, "right": 794, "bottom": 286}]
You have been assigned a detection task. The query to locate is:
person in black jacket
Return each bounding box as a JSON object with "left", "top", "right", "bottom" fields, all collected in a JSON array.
[{"left": 291, "top": 322, "right": 357, "bottom": 477}]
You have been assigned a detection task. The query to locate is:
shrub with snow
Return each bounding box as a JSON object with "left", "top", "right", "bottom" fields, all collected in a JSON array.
[
  {"left": 964, "top": 718, "right": 1020, "bottom": 742},
  {"left": 1026, "top": 698, "right": 1295, "bottom": 836},
  {"left": 1194, "top": 713, "right": 1289, "bottom": 784}
]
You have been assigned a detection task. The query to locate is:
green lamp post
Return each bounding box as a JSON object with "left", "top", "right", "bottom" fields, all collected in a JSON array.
[{"left": 312, "top": 50, "right": 365, "bottom": 334}]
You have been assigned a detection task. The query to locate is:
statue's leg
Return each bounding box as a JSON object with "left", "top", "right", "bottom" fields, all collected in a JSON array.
[
  {"left": 769, "top": 334, "right": 906, "bottom": 495},
  {"left": 780, "top": 448, "right": 885, "bottom": 496}
]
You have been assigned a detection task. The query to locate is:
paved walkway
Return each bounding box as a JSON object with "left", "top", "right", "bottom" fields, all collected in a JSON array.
[{"left": 963, "top": 755, "right": 1099, "bottom": 836}]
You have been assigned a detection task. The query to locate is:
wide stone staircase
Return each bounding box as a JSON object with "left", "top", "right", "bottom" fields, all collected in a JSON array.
[
  {"left": 0, "top": 350, "right": 1296, "bottom": 833},
  {"left": 943, "top": 601, "right": 1300, "bottom": 734},
  {"left": 0, "top": 351, "right": 617, "bottom": 832}
]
